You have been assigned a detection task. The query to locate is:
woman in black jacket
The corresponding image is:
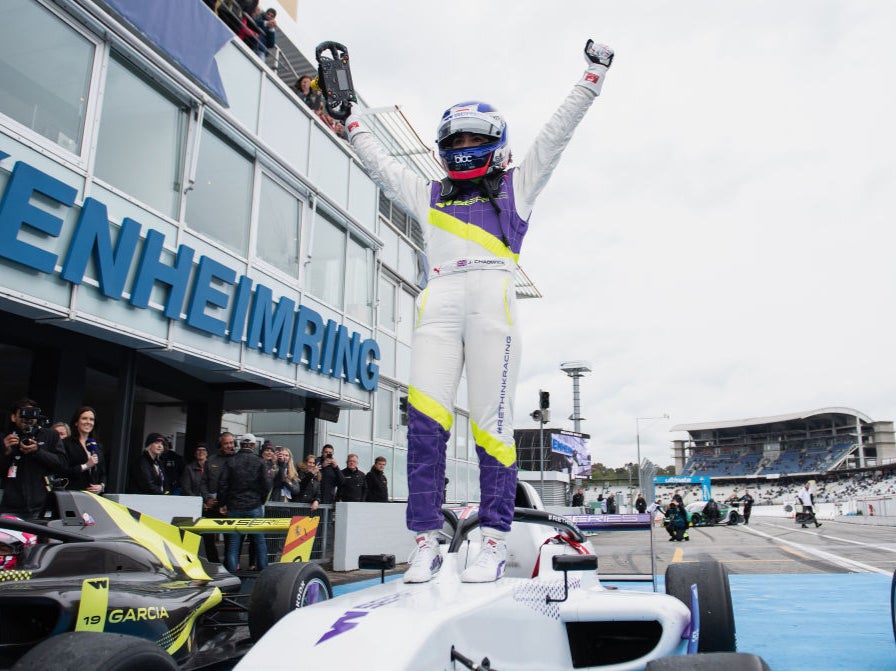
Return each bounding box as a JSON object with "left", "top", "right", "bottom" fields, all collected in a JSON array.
[
  {"left": 61, "top": 406, "right": 105, "bottom": 495},
  {"left": 297, "top": 454, "right": 321, "bottom": 511}
]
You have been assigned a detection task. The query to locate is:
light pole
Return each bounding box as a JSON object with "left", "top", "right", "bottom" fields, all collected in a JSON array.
[
  {"left": 560, "top": 361, "right": 591, "bottom": 434},
  {"left": 636, "top": 414, "right": 669, "bottom": 491}
]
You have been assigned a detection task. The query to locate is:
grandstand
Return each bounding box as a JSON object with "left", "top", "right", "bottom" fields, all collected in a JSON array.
[{"left": 671, "top": 408, "right": 895, "bottom": 481}]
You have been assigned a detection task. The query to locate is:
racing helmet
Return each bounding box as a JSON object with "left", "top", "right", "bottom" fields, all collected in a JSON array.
[
  {"left": 436, "top": 101, "right": 509, "bottom": 180},
  {"left": 0, "top": 515, "right": 36, "bottom": 570}
]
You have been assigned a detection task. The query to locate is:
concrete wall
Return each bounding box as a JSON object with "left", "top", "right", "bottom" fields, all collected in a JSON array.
[
  {"left": 106, "top": 494, "right": 202, "bottom": 523},
  {"left": 333, "top": 501, "right": 414, "bottom": 571}
]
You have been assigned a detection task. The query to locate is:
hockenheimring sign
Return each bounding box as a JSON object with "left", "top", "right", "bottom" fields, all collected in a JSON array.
[{"left": 0, "top": 156, "right": 380, "bottom": 392}]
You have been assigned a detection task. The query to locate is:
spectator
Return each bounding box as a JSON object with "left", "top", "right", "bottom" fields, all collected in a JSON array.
[
  {"left": 297, "top": 454, "right": 321, "bottom": 511},
  {"left": 131, "top": 433, "right": 168, "bottom": 494},
  {"left": 202, "top": 432, "right": 237, "bottom": 511},
  {"left": 339, "top": 453, "right": 367, "bottom": 502},
  {"left": 252, "top": 7, "right": 277, "bottom": 53},
  {"left": 295, "top": 74, "right": 323, "bottom": 114},
  {"left": 635, "top": 493, "right": 647, "bottom": 514},
  {"left": 181, "top": 443, "right": 209, "bottom": 497},
  {"left": 51, "top": 421, "right": 70, "bottom": 440},
  {"left": 259, "top": 442, "right": 278, "bottom": 495},
  {"left": 160, "top": 439, "right": 185, "bottom": 495},
  {"left": 317, "top": 444, "right": 344, "bottom": 504},
  {"left": 606, "top": 492, "right": 617, "bottom": 514},
  {"left": 180, "top": 443, "right": 219, "bottom": 562},
  {"left": 60, "top": 406, "right": 105, "bottom": 495},
  {"left": 0, "top": 398, "right": 67, "bottom": 519},
  {"left": 217, "top": 435, "right": 272, "bottom": 572},
  {"left": 268, "top": 447, "right": 302, "bottom": 503},
  {"left": 597, "top": 493, "right": 606, "bottom": 513},
  {"left": 571, "top": 488, "right": 584, "bottom": 507},
  {"left": 366, "top": 456, "right": 389, "bottom": 502}
]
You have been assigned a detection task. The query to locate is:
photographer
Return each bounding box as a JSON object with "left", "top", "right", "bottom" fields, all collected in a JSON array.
[
  {"left": 1, "top": 398, "right": 68, "bottom": 519},
  {"left": 317, "top": 444, "right": 344, "bottom": 505}
]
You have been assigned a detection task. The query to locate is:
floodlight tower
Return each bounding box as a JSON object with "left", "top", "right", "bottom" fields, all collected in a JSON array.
[{"left": 560, "top": 361, "right": 591, "bottom": 433}]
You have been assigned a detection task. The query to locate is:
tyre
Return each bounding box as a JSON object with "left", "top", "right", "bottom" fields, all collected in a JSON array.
[
  {"left": 891, "top": 568, "right": 896, "bottom": 645},
  {"left": 12, "top": 632, "right": 176, "bottom": 671},
  {"left": 728, "top": 511, "right": 740, "bottom": 525},
  {"left": 248, "top": 561, "right": 333, "bottom": 641},
  {"left": 665, "top": 560, "right": 736, "bottom": 652},
  {"left": 689, "top": 513, "right": 702, "bottom": 527}
]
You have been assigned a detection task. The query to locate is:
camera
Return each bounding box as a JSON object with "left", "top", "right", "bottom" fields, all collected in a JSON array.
[{"left": 18, "top": 406, "right": 44, "bottom": 441}]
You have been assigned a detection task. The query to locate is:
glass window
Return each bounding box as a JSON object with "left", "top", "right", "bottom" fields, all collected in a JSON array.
[
  {"left": 249, "top": 410, "right": 304, "bottom": 433},
  {"left": 376, "top": 334, "right": 396, "bottom": 380},
  {"left": 352, "top": 443, "right": 373, "bottom": 471},
  {"left": 378, "top": 277, "right": 396, "bottom": 332},
  {"left": 186, "top": 126, "right": 253, "bottom": 255},
  {"left": 397, "top": 289, "right": 414, "bottom": 343},
  {"left": 95, "top": 55, "right": 187, "bottom": 218},
  {"left": 257, "top": 175, "right": 301, "bottom": 277},
  {"left": 398, "top": 239, "right": 416, "bottom": 283},
  {"left": 259, "top": 78, "right": 310, "bottom": 173},
  {"left": 0, "top": 0, "right": 94, "bottom": 153},
  {"left": 350, "top": 408, "right": 372, "bottom": 441},
  {"left": 455, "top": 413, "right": 469, "bottom": 460},
  {"left": 306, "top": 210, "right": 344, "bottom": 307},
  {"left": 345, "top": 236, "right": 372, "bottom": 324},
  {"left": 378, "top": 223, "right": 399, "bottom": 270},
  {"left": 392, "top": 448, "right": 408, "bottom": 500},
  {"left": 375, "top": 388, "right": 394, "bottom": 442}
]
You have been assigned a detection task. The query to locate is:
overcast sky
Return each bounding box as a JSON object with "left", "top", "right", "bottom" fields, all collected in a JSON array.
[{"left": 287, "top": 1, "right": 896, "bottom": 469}]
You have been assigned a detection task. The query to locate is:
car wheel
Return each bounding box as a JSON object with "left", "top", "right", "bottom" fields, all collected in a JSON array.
[
  {"left": 11, "top": 632, "right": 176, "bottom": 671},
  {"left": 728, "top": 511, "right": 740, "bottom": 525},
  {"left": 248, "top": 562, "right": 333, "bottom": 641},
  {"left": 689, "top": 513, "right": 702, "bottom": 527},
  {"left": 665, "top": 560, "right": 736, "bottom": 653}
]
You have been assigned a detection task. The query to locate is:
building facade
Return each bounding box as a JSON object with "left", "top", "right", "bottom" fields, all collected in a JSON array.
[{"left": 0, "top": 0, "right": 489, "bottom": 500}]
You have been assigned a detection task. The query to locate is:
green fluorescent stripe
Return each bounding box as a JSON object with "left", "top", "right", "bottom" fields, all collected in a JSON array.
[
  {"left": 408, "top": 386, "right": 453, "bottom": 431},
  {"left": 428, "top": 209, "right": 519, "bottom": 262},
  {"left": 471, "top": 421, "right": 516, "bottom": 467}
]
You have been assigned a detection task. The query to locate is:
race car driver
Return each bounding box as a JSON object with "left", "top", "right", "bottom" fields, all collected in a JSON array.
[{"left": 345, "top": 39, "right": 614, "bottom": 583}]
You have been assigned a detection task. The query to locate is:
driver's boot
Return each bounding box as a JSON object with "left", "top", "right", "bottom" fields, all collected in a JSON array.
[
  {"left": 404, "top": 531, "right": 442, "bottom": 583},
  {"left": 461, "top": 533, "right": 507, "bottom": 583}
]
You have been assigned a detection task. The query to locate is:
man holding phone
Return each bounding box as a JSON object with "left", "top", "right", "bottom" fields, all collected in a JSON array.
[{"left": 317, "top": 444, "right": 344, "bottom": 504}]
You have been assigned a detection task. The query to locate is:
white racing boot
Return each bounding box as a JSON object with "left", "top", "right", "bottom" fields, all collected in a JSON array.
[
  {"left": 460, "top": 532, "right": 507, "bottom": 583},
  {"left": 404, "top": 531, "right": 442, "bottom": 583}
]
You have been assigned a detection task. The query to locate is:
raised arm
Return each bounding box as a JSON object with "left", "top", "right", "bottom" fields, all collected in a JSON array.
[{"left": 514, "top": 40, "right": 614, "bottom": 220}]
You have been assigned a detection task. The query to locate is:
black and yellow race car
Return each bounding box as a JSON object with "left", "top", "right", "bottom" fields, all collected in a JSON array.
[{"left": 0, "top": 490, "right": 331, "bottom": 670}]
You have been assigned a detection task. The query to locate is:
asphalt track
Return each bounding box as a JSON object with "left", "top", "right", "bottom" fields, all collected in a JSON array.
[{"left": 333, "top": 515, "right": 896, "bottom": 670}]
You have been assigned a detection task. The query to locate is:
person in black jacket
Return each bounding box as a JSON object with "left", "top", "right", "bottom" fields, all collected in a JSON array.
[
  {"left": 60, "top": 406, "right": 105, "bottom": 495},
  {"left": 0, "top": 398, "right": 67, "bottom": 519},
  {"left": 297, "top": 454, "right": 321, "bottom": 511},
  {"left": 180, "top": 443, "right": 219, "bottom": 562},
  {"left": 338, "top": 454, "right": 367, "bottom": 502},
  {"left": 366, "top": 456, "right": 389, "bottom": 503},
  {"left": 217, "top": 436, "right": 272, "bottom": 572},
  {"left": 317, "top": 444, "right": 344, "bottom": 504},
  {"left": 130, "top": 433, "right": 168, "bottom": 494}
]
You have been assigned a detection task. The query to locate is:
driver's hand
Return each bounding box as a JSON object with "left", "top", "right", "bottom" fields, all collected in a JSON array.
[{"left": 579, "top": 39, "right": 613, "bottom": 96}]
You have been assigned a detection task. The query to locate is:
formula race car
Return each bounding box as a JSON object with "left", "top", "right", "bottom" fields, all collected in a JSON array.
[
  {"left": 238, "top": 483, "right": 768, "bottom": 671},
  {"left": 0, "top": 490, "right": 332, "bottom": 670},
  {"left": 686, "top": 501, "right": 741, "bottom": 527}
]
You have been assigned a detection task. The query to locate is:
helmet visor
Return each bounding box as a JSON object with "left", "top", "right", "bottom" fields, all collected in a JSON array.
[{"left": 437, "top": 110, "right": 504, "bottom": 147}]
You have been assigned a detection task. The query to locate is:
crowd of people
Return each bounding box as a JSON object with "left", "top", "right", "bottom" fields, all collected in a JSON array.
[
  {"left": 204, "top": 0, "right": 347, "bottom": 139},
  {"left": 0, "top": 397, "right": 391, "bottom": 523}
]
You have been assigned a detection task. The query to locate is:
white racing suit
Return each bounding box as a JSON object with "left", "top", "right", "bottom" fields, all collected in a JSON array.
[{"left": 346, "top": 80, "right": 600, "bottom": 534}]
